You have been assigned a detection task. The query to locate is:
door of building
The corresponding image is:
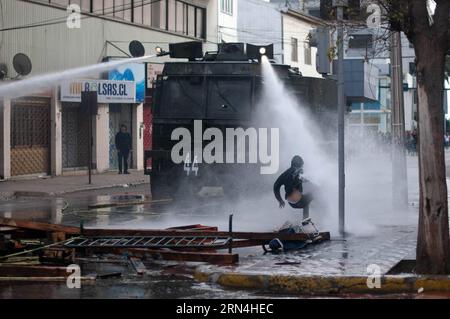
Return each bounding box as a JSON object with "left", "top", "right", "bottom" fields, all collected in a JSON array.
[
  {"left": 62, "top": 104, "right": 89, "bottom": 169},
  {"left": 109, "top": 104, "right": 133, "bottom": 170},
  {"left": 10, "top": 97, "right": 51, "bottom": 176}
]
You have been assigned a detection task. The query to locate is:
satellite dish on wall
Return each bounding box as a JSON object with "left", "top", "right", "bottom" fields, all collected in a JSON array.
[
  {"left": 129, "top": 41, "right": 145, "bottom": 57},
  {"left": 13, "top": 53, "right": 32, "bottom": 76},
  {"left": 0, "top": 63, "right": 8, "bottom": 80}
]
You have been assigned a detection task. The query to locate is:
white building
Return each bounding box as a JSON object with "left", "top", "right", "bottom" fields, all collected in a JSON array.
[
  {"left": 211, "top": 0, "right": 324, "bottom": 77},
  {"left": 281, "top": 8, "right": 324, "bottom": 78}
]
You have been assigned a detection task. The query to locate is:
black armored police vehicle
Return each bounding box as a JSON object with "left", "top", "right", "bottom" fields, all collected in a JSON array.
[{"left": 144, "top": 42, "right": 337, "bottom": 200}]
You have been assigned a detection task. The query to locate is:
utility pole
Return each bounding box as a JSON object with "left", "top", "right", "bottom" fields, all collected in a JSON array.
[
  {"left": 81, "top": 91, "right": 98, "bottom": 185},
  {"left": 390, "top": 31, "right": 408, "bottom": 209},
  {"left": 333, "top": 0, "right": 346, "bottom": 236}
]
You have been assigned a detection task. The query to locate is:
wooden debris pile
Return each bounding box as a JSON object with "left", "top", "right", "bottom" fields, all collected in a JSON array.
[{"left": 0, "top": 217, "right": 330, "bottom": 281}]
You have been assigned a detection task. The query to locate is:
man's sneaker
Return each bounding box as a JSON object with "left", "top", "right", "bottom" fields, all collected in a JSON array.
[
  {"left": 124, "top": 171, "right": 130, "bottom": 174},
  {"left": 118, "top": 172, "right": 123, "bottom": 174}
]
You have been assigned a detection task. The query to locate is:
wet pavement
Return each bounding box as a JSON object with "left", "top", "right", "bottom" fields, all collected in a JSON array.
[
  {"left": 0, "top": 190, "right": 419, "bottom": 298},
  {"left": 0, "top": 153, "right": 449, "bottom": 298},
  {"left": 0, "top": 170, "right": 147, "bottom": 198}
]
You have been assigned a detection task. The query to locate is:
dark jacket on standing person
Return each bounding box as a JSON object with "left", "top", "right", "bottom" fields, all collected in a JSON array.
[{"left": 115, "top": 132, "right": 132, "bottom": 152}]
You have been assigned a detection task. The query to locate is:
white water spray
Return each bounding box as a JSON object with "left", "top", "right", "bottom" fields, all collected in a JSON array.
[
  {"left": 258, "top": 56, "right": 337, "bottom": 229},
  {"left": 0, "top": 55, "right": 156, "bottom": 98},
  {"left": 258, "top": 56, "right": 412, "bottom": 236}
]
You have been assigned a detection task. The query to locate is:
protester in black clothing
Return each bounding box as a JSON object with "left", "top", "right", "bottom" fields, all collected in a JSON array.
[
  {"left": 273, "top": 155, "right": 313, "bottom": 219},
  {"left": 115, "top": 125, "right": 132, "bottom": 174}
]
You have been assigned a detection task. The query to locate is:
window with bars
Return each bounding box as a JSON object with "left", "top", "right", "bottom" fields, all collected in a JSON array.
[
  {"left": 11, "top": 101, "right": 50, "bottom": 148},
  {"left": 35, "top": 0, "right": 206, "bottom": 39}
]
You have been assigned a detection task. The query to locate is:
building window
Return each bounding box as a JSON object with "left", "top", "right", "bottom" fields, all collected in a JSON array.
[
  {"left": 291, "top": 37, "right": 298, "bottom": 62},
  {"left": 409, "top": 62, "right": 416, "bottom": 75},
  {"left": 41, "top": 0, "right": 207, "bottom": 39},
  {"left": 304, "top": 43, "right": 311, "bottom": 65},
  {"left": 114, "top": 0, "right": 125, "bottom": 19},
  {"left": 220, "top": 0, "right": 233, "bottom": 15},
  {"left": 133, "top": 0, "right": 143, "bottom": 24},
  {"left": 49, "top": 0, "right": 70, "bottom": 7}
]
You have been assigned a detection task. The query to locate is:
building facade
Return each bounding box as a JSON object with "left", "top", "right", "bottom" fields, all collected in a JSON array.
[
  {"left": 281, "top": 8, "right": 323, "bottom": 77},
  {"left": 215, "top": 0, "right": 324, "bottom": 75},
  {"left": 0, "top": 0, "right": 213, "bottom": 180}
]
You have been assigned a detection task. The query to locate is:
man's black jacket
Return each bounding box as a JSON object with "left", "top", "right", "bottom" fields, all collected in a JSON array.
[
  {"left": 115, "top": 132, "right": 132, "bottom": 151},
  {"left": 273, "top": 166, "right": 303, "bottom": 204}
]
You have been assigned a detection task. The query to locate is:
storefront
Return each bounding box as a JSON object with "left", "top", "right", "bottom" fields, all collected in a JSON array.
[
  {"left": 61, "top": 103, "right": 89, "bottom": 170},
  {"left": 10, "top": 97, "right": 51, "bottom": 177},
  {"left": 108, "top": 62, "right": 146, "bottom": 171},
  {"left": 60, "top": 77, "right": 143, "bottom": 174},
  {"left": 108, "top": 104, "right": 133, "bottom": 170}
]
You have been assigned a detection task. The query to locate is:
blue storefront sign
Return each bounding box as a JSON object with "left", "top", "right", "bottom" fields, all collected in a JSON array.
[{"left": 109, "top": 63, "right": 145, "bottom": 103}]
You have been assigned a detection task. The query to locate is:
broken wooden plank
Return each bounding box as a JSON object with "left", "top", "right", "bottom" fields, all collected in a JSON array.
[
  {"left": 39, "top": 247, "right": 75, "bottom": 265},
  {"left": 50, "top": 232, "right": 67, "bottom": 243},
  {"left": 85, "top": 247, "right": 239, "bottom": 264},
  {"left": 0, "top": 276, "right": 96, "bottom": 283},
  {"left": 228, "top": 239, "right": 266, "bottom": 248},
  {"left": 167, "top": 225, "right": 218, "bottom": 232},
  {"left": 0, "top": 265, "right": 70, "bottom": 277},
  {"left": 88, "top": 198, "right": 172, "bottom": 209},
  {"left": 83, "top": 228, "right": 331, "bottom": 242},
  {"left": 0, "top": 226, "right": 18, "bottom": 232},
  {"left": 0, "top": 217, "right": 80, "bottom": 235},
  {"left": 130, "top": 249, "right": 239, "bottom": 265},
  {"left": 128, "top": 257, "right": 147, "bottom": 275}
]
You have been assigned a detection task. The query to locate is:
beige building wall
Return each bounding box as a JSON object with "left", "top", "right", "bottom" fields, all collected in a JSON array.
[
  {"left": 132, "top": 103, "right": 144, "bottom": 170},
  {"left": 0, "top": 0, "right": 210, "bottom": 77},
  {"left": 94, "top": 104, "right": 110, "bottom": 173},
  {"left": 0, "top": 99, "right": 11, "bottom": 180}
]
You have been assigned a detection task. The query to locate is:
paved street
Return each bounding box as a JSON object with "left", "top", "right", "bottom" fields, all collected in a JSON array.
[
  {"left": 0, "top": 170, "right": 148, "bottom": 199},
  {"left": 0, "top": 151, "right": 442, "bottom": 298}
]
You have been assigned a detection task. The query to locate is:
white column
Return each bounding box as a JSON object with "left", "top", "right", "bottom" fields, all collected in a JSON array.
[
  {"left": 51, "top": 88, "right": 62, "bottom": 176},
  {"left": 0, "top": 98, "right": 11, "bottom": 180},
  {"left": 94, "top": 104, "right": 110, "bottom": 172},
  {"left": 132, "top": 103, "right": 144, "bottom": 170}
]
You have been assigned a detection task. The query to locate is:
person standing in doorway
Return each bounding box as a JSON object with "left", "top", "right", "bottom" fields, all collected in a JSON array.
[{"left": 115, "top": 125, "right": 132, "bottom": 174}]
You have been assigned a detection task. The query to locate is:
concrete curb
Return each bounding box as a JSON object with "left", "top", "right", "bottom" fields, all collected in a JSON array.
[
  {"left": 194, "top": 268, "right": 450, "bottom": 295},
  {"left": 12, "top": 181, "right": 149, "bottom": 197}
]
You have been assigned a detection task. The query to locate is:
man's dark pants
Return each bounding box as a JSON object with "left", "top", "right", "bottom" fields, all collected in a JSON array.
[
  {"left": 118, "top": 149, "right": 130, "bottom": 173},
  {"left": 288, "top": 193, "right": 313, "bottom": 219}
]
